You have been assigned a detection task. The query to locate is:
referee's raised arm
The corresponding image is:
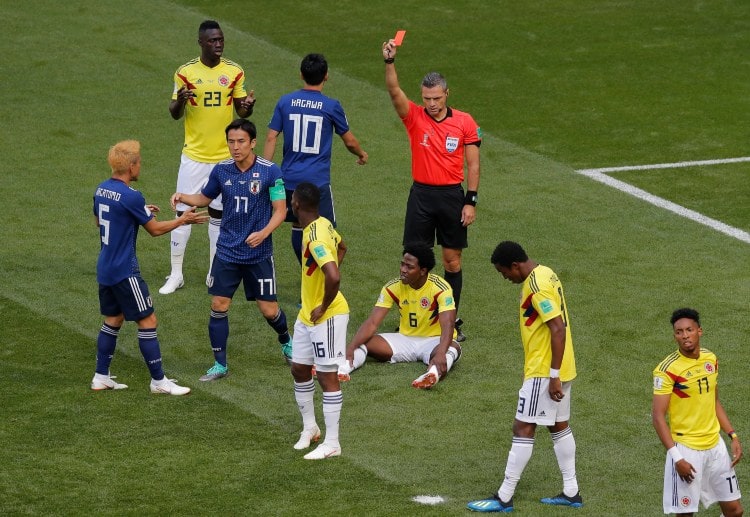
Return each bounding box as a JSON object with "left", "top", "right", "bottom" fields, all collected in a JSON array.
[{"left": 383, "top": 39, "right": 409, "bottom": 118}]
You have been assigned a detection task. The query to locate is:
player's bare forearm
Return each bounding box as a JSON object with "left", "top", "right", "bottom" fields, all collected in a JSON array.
[
  {"left": 336, "top": 239, "right": 348, "bottom": 266},
  {"left": 171, "top": 192, "right": 211, "bottom": 210},
  {"left": 546, "top": 316, "right": 566, "bottom": 370},
  {"left": 262, "top": 131, "right": 279, "bottom": 161}
]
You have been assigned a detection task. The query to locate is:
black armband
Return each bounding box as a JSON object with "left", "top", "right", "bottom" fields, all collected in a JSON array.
[{"left": 464, "top": 190, "right": 478, "bottom": 206}]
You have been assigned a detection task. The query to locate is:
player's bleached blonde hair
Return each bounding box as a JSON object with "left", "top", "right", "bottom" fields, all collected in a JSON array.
[{"left": 108, "top": 140, "right": 141, "bottom": 174}]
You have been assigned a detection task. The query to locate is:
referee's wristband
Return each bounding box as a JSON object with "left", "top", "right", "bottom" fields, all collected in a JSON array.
[
  {"left": 668, "top": 445, "right": 684, "bottom": 463},
  {"left": 465, "top": 190, "right": 478, "bottom": 206},
  {"left": 728, "top": 430, "right": 738, "bottom": 440},
  {"left": 384, "top": 57, "right": 395, "bottom": 64}
]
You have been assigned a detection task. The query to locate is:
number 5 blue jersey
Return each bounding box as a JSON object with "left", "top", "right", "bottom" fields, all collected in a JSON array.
[
  {"left": 93, "top": 178, "right": 154, "bottom": 286},
  {"left": 202, "top": 157, "right": 284, "bottom": 264},
  {"left": 268, "top": 89, "right": 350, "bottom": 189}
]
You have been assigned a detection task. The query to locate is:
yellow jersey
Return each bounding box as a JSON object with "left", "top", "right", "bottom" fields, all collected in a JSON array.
[
  {"left": 299, "top": 217, "right": 348, "bottom": 326},
  {"left": 519, "top": 265, "right": 576, "bottom": 381},
  {"left": 653, "top": 348, "right": 720, "bottom": 450},
  {"left": 376, "top": 274, "right": 456, "bottom": 338},
  {"left": 172, "top": 57, "right": 247, "bottom": 162}
]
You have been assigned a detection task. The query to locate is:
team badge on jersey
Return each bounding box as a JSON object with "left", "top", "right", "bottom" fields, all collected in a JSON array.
[
  {"left": 445, "top": 136, "right": 459, "bottom": 153},
  {"left": 704, "top": 362, "right": 715, "bottom": 374},
  {"left": 420, "top": 297, "right": 430, "bottom": 309},
  {"left": 218, "top": 74, "right": 230, "bottom": 87},
  {"left": 249, "top": 180, "right": 261, "bottom": 195}
]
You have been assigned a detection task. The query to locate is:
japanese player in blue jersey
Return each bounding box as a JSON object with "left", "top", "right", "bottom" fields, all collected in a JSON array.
[
  {"left": 91, "top": 140, "right": 208, "bottom": 395},
  {"left": 170, "top": 119, "right": 292, "bottom": 381},
  {"left": 263, "top": 53, "right": 367, "bottom": 265}
]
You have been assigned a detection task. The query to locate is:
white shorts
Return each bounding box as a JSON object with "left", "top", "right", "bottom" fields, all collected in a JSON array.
[
  {"left": 662, "top": 440, "right": 741, "bottom": 514},
  {"left": 292, "top": 314, "right": 349, "bottom": 371},
  {"left": 380, "top": 333, "right": 441, "bottom": 364},
  {"left": 175, "top": 154, "right": 222, "bottom": 211},
  {"left": 514, "top": 377, "right": 572, "bottom": 426}
]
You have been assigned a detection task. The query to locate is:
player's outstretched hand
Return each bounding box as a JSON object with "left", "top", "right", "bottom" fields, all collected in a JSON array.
[
  {"left": 180, "top": 206, "right": 209, "bottom": 225},
  {"left": 357, "top": 151, "right": 368, "bottom": 166}
]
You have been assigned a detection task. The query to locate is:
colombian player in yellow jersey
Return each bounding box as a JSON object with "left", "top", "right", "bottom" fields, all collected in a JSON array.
[
  {"left": 342, "top": 247, "right": 461, "bottom": 389},
  {"left": 288, "top": 183, "right": 349, "bottom": 461},
  {"left": 652, "top": 308, "right": 743, "bottom": 516},
  {"left": 160, "top": 20, "right": 256, "bottom": 295},
  {"left": 468, "top": 241, "right": 581, "bottom": 513}
]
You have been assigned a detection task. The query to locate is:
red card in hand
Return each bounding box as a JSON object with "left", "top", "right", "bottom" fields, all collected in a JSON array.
[{"left": 394, "top": 30, "right": 406, "bottom": 46}]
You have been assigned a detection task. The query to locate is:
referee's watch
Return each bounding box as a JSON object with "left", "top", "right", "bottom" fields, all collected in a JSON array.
[{"left": 465, "top": 190, "right": 478, "bottom": 206}]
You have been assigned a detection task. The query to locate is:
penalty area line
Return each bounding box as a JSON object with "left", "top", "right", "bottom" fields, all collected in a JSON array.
[{"left": 575, "top": 163, "right": 750, "bottom": 244}]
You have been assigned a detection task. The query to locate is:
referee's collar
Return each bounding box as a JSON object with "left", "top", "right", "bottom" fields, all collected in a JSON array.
[{"left": 423, "top": 106, "right": 453, "bottom": 122}]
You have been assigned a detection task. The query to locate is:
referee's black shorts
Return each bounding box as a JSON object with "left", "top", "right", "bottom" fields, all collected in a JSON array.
[{"left": 403, "top": 182, "right": 467, "bottom": 250}]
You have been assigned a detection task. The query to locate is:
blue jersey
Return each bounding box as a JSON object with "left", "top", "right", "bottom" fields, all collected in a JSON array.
[
  {"left": 93, "top": 178, "right": 154, "bottom": 286},
  {"left": 268, "top": 89, "right": 350, "bottom": 189},
  {"left": 202, "top": 156, "right": 284, "bottom": 264}
]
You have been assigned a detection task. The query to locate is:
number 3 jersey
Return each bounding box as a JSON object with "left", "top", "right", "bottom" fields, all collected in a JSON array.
[
  {"left": 202, "top": 157, "right": 285, "bottom": 264},
  {"left": 267, "top": 89, "right": 351, "bottom": 189},
  {"left": 653, "top": 349, "right": 720, "bottom": 450},
  {"left": 172, "top": 58, "right": 248, "bottom": 163}
]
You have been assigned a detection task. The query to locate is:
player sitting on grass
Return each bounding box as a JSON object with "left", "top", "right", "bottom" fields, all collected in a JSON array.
[{"left": 340, "top": 246, "right": 461, "bottom": 389}]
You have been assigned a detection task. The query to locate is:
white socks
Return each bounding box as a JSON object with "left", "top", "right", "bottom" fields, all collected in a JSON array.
[
  {"left": 498, "top": 436, "right": 535, "bottom": 501},
  {"left": 552, "top": 427, "right": 579, "bottom": 497}
]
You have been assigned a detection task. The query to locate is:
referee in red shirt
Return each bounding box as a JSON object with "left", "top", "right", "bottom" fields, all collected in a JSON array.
[{"left": 382, "top": 37, "right": 482, "bottom": 342}]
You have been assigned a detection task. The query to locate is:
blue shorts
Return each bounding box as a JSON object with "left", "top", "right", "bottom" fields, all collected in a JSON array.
[
  {"left": 284, "top": 185, "right": 336, "bottom": 227},
  {"left": 99, "top": 276, "right": 154, "bottom": 321},
  {"left": 208, "top": 256, "right": 279, "bottom": 301}
]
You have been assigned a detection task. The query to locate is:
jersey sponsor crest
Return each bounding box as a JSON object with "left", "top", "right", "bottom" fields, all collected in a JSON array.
[{"left": 445, "top": 136, "right": 459, "bottom": 152}]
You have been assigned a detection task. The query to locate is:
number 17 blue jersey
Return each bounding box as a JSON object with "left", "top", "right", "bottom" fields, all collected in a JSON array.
[{"left": 202, "top": 156, "right": 284, "bottom": 264}]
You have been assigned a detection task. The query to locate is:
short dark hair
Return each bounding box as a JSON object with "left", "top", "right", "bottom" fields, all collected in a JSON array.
[
  {"left": 199, "top": 20, "right": 221, "bottom": 35},
  {"left": 670, "top": 308, "right": 700, "bottom": 327},
  {"left": 403, "top": 246, "right": 436, "bottom": 272},
  {"left": 421, "top": 71, "right": 447, "bottom": 90},
  {"left": 490, "top": 241, "right": 528, "bottom": 267},
  {"left": 295, "top": 182, "right": 320, "bottom": 210},
  {"left": 300, "top": 53, "right": 328, "bottom": 86},
  {"left": 225, "top": 118, "right": 257, "bottom": 139}
]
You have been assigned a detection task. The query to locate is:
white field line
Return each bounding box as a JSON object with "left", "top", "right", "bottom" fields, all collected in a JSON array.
[{"left": 576, "top": 158, "right": 750, "bottom": 244}]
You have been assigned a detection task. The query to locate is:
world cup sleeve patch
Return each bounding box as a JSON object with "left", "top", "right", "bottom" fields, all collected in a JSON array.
[
  {"left": 539, "top": 299, "right": 554, "bottom": 314},
  {"left": 653, "top": 376, "right": 663, "bottom": 390},
  {"left": 313, "top": 244, "right": 328, "bottom": 259}
]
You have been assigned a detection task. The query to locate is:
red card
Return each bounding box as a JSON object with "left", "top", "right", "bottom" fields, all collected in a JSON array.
[{"left": 394, "top": 30, "right": 406, "bottom": 46}]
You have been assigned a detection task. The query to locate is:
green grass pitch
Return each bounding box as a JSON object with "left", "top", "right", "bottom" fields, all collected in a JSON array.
[{"left": 1, "top": 1, "right": 748, "bottom": 515}]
